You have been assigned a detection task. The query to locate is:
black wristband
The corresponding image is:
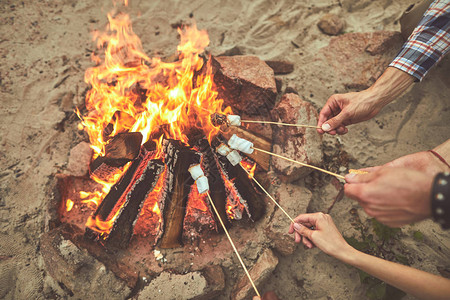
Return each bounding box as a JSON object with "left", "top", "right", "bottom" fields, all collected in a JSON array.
[{"left": 431, "top": 172, "right": 450, "bottom": 229}]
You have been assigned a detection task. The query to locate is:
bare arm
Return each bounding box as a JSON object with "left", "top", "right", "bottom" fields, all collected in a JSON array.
[
  {"left": 433, "top": 139, "right": 450, "bottom": 163},
  {"left": 340, "top": 248, "right": 450, "bottom": 300},
  {"left": 290, "top": 213, "right": 450, "bottom": 300},
  {"left": 318, "top": 67, "right": 414, "bottom": 134}
]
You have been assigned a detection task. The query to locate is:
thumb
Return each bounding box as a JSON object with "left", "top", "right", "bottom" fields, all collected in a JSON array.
[
  {"left": 321, "top": 113, "right": 347, "bottom": 132},
  {"left": 293, "top": 223, "right": 313, "bottom": 240},
  {"left": 345, "top": 171, "right": 377, "bottom": 184}
]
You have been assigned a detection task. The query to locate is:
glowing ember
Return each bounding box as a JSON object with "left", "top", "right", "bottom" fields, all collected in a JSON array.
[
  {"left": 151, "top": 202, "right": 160, "bottom": 215},
  {"left": 241, "top": 161, "right": 257, "bottom": 179},
  {"left": 66, "top": 199, "right": 74, "bottom": 212}
]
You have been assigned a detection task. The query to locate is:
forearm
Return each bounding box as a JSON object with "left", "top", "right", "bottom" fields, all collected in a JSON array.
[
  {"left": 366, "top": 67, "right": 414, "bottom": 108},
  {"left": 433, "top": 139, "right": 450, "bottom": 164},
  {"left": 338, "top": 247, "right": 450, "bottom": 300}
]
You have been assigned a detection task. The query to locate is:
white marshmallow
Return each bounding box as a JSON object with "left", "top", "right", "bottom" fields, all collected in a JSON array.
[
  {"left": 227, "top": 115, "right": 241, "bottom": 126},
  {"left": 195, "top": 175, "right": 209, "bottom": 194},
  {"left": 188, "top": 164, "right": 204, "bottom": 181},
  {"left": 217, "top": 143, "right": 231, "bottom": 156},
  {"left": 228, "top": 134, "right": 254, "bottom": 154},
  {"left": 226, "top": 150, "right": 242, "bottom": 166}
]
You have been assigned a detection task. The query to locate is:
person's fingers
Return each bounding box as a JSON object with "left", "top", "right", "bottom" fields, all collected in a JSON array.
[
  {"left": 336, "top": 125, "right": 347, "bottom": 135},
  {"left": 253, "top": 297, "right": 261, "bottom": 300},
  {"left": 294, "top": 231, "right": 302, "bottom": 243},
  {"left": 288, "top": 222, "right": 295, "bottom": 234},
  {"left": 322, "top": 111, "right": 348, "bottom": 132},
  {"left": 344, "top": 183, "right": 367, "bottom": 203},
  {"left": 293, "top": 223, "right": 314, "bottom": 240},
  {"left": 302, "top": 236, "right": 314, "bottom": 248},
  {"left": 345, "top": 170, "right": 378, "bottom": 183},
  {"left": 262, "top": 291, "right": 281, "bottom": 300},
  {"left": 359, "top": 166, "right": 381, "bottom": 173},
  {"left": 293, "top": 213, "right": 322, "bottom": 226}
]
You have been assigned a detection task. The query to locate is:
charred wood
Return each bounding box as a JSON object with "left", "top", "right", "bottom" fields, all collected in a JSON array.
[
  {"left": 221, "top": 126, "right": 272, "bottom": 171},
  {"left": 157, "top": 140, "right": 201, "bottom": 249},
  {"left": 94, "top": 156, "right": 143, "bottom": 221},
  {"left": 106, "top": 157, "right": 165, "bottom": 248},
  {"left": 215, "top": 137, "right": 265, "bottom": 222},
  {"left": 196, "top": 138, "right": 231, "bottom": 230},
  {"left": 90, "top": 132, "right": 143, "bottom": 176}
]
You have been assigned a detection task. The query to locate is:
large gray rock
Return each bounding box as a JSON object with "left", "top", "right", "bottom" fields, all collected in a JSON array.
[
  {"left": 232, "top": 248, "right": 279, "bottom": 300},
  {"left": 212, "top": 55, "right": 277, "bottom": 116},
  {"left": 265, "top": 182, "right": 312, "bottom": 256},
  {"left": 271, "top": 93, "right": 323, "bottom": 182},
  {"left": 66, "top": 141, "right": 92, "bottom": 177}
]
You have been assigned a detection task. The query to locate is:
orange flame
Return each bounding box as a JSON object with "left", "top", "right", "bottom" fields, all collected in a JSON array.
[
  {"left": 241, "top": 161, "right": 257, "bottom": 179},
  {"left": 79, "top": 13, "right": 231, "bottom": 158},
  {"left": 76, "top": 3, "right": 233, "bottom": 236}
]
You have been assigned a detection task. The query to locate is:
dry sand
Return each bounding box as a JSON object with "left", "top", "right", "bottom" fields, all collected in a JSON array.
[{"left": 1, "top": 0, "right": 449, "bottom": 299}]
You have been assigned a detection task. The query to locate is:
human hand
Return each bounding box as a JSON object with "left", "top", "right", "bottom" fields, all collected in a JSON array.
[
  {"left": 317, "top": 90, "right": 383, "bottom": 135},
  {"left": 383, "top": 151, "right": 450, "bottom": 176},
  {"left": 253, "top": 291, "right": 280, "bottom": 300},
  {"left": 345, "top": 167, "right": 433, "bottom": 227},
  {"left": 288, "top": 213, "right": 353, "bottom": 260}
]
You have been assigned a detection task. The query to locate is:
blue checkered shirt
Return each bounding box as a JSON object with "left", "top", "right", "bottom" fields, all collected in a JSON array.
[{"left": 389, "top": 0, "right": 450, "bottom": 81}]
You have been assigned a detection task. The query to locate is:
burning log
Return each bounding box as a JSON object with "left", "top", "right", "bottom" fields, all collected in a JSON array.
[
  {"left": 93, "top": 156, "right": 143, "bottom": 221},
  {"left": 157, "top": 140, "right": 202, "bottom": 249},
  {"left": 106, "top": 158, "right": 165, "bottom": 248},
  {"left": 196, "top": 138, "right": 231, "bottom": 229},
  {"left": 222, "top": 126, "right": 272, "bottom": 171},
  {"left": 85, "top": 151, "right": 165, "bottom": 249},
  {"left": 90, "top": 132, "right": 143, "bottom": 178},
  {"left": 215, "top": 137, "right": 265, "bottom": 222}
]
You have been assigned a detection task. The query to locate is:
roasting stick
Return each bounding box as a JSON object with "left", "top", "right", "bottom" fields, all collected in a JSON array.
[
  {"left": 206, "top": 192, "right": 261, "bottom": 298},
  {"left": 252, "top": 147, "right": 345, "bottom": 180},
  {"left": 240, "top": 163, "right": 295, "bottom": 223},
  {"left": 240, "top": 119, "right": 320, "bottom": 129}
]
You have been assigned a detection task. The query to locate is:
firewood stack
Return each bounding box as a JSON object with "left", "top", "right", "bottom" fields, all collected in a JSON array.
[{"left": 85, "top": 129, "right": 266, "bottom": 249}]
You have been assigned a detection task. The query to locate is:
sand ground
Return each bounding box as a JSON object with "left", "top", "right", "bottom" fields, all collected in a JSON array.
[{"left": 1, "top": 0, "right": 449, "bottom": 299}]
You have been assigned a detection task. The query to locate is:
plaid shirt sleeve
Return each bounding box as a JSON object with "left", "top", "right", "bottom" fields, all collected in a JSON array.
[{"left": 389, "top": 0, "right": 450, "bottom": 81}]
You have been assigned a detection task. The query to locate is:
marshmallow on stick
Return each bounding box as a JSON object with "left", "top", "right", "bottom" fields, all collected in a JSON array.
[
  {"left": 216, "top": 143, "right": 242, "bottom": 166},
  {"left": 196, "top": 176, "right": 209, "bottom": 194},
  {"left": 227, "top": 114, "right": 241, "bottom": 126},
  {"left": 228, "top": 134, "right": 254, "bottom": 154},
  {"left": 217, "top": 143, "right": 232, "bottom": 156},
  {"left": 188, "top": 164, "right": 204, "bottom": 181},
  {"left": 226, "top": 150, "right": 242, "bottom": 166}
]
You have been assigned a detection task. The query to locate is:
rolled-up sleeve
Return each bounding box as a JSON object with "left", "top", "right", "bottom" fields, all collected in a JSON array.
[{"left": 389, "top": 0, "right": 450, "bottom": 81}]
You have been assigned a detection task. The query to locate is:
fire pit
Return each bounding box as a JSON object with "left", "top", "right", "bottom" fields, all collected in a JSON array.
[{"left": 41, "top": 5, "right": 322, "bottom": 299}]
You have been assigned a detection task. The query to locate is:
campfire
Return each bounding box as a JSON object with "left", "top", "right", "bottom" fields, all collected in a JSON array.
[
  {"left": 60, "top": 12, "right": 266, "bottom": 250},
  {"left": 46, "top": 4, "right": 338, "bottom": 299}
]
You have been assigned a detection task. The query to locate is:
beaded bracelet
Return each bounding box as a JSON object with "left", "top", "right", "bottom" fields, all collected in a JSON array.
[{"left": 431, "top": 172, "right": 450, "bottom": 229}]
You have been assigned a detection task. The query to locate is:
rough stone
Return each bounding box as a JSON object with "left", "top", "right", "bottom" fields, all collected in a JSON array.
[
  {"left": 40, "top": 226, "right": 131, "bottom": 299},
  {"left": 212, "top": 55, "right": 277, "bottom": 116},
  {"left": 138, "top": 265, "right": 224, "bottom": 300},
  {"left": 265, "top": 60, "right": 294, "bottom": 75},
  {"left": 265, "top": 182, "right": 312, "bottom": 256},
  {"left": 271, "top": 93, "right": 323, "bottom": 182},
  {"left": 66, "top": 141, "right": 92, "bottom": 177},
  {"left": 318, "top": 31, "right": 404, "bottom": 89},
  {"left": 317, "top": 13, "right": 344, "bottom": 36},
  {"left": 232, "top": 248, "right": 279, "bottom": 300}
]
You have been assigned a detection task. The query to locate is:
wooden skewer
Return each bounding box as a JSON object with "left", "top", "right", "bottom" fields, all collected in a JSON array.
[
  {"left": 206, "top": 192, "right": 261, "bottom": 298},
  {"left": 240, "top": 163, "right": 295, "bottom": 223},
  {"left": 252, "top": 147, "right": 345, "bottom": 180},
  {"left": 241, "top": 120, "right": 320, "bottom": 129}
]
